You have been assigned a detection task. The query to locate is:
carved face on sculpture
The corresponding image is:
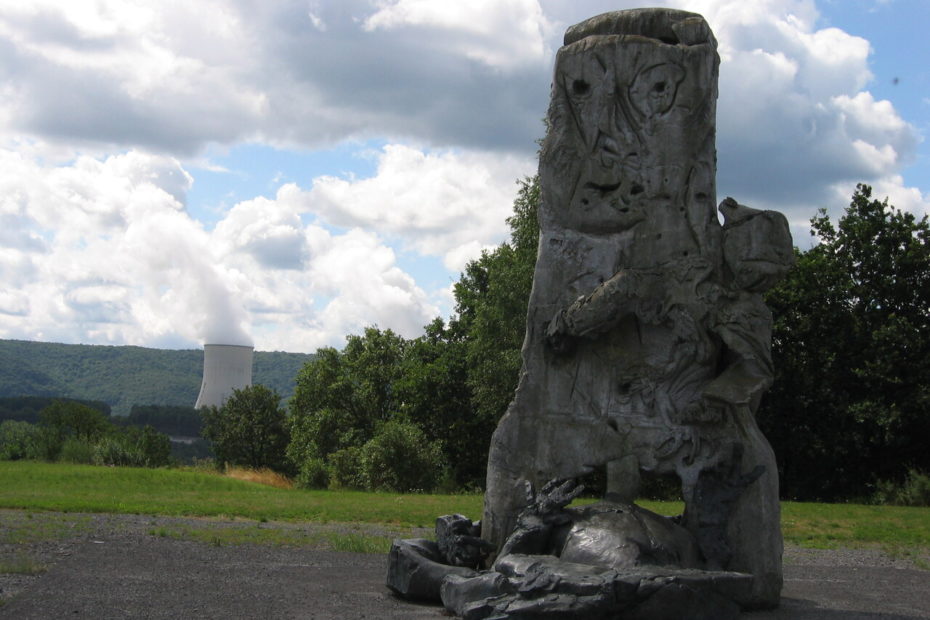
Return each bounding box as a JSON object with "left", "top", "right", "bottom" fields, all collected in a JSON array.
[{"left": 544, "top": 34, "right": 717, "bottom": 241}]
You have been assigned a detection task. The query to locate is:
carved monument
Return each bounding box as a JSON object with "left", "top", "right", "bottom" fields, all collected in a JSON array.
[{"left": 387, "top": 8, "right": 794, "bottom": 618}]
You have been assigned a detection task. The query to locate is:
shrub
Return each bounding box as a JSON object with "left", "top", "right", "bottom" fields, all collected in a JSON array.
[
  {"left": 93, "top": 436, "right": 144, "bottom": 467},
  {"left": 202, "top": 385, "right": 290, "bottom": 473},
  {"left": 286, "top": 406, "right": 356, "bottom": 471},
  {"left": 136, "top": 425, "right": 171, "bottom": 467},
  {"left": 295, "top": 457, "right": 329, "bottom": 489},
  {"left": 90, "top": 426, "right": 171, "bottom": 468},
  {"left": 0, "top": 420, "right": 40, "bottom": 460},
  {"left": 873, "top": 469, "right": 930, "bottom": 507},
  {"left": 34, "top": 426, "right": 64, "bottom": 461},
  {"left": 34, "top": 400, "right": 113, "bottom": 461},
  {"left": 327, "top": 447, "right": 367, "bottom": 489},
  {"left": 360, "top": 420, "right": 442, "bottom": 492},
  {"left": 58, "top": 437, "right": 95, "bottom": 464},
  {"left": 39, "top": 401, "right": 111, "bottom": 442}
]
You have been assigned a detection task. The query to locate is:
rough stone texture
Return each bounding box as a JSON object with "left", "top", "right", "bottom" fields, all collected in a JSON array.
[
  {"left": 432, "top": 489, "right": 756, "bottom": 618},
  {"left": 385, "top": 538, "right": 476, "bottom": 601},
  {"left": 482, "top": 7, "right": 793, "bottom": 609},
  {"left": 440, "top": 572, "right": 513, "bottom": 618},
  {"left": 440, "top": 554, "right": 751, "bottom": 620},
  {"left": 436, "top": 514, "right": 493, "bottom": 568}
]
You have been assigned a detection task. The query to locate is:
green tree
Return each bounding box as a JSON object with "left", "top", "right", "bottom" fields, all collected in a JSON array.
[
  {"left": 288, "top": 327, "right": 408, "bottom": 480},
  {"left": 37, "top": 400, "right": 112, "bottom": 460},
  {"left": 125, "top": 405, "right": 202, "bottom": 436},
  {"left": 761, "top": 184, "right": 930, "bottom": 499},
  {"left": 202, "top": 385, "right": 290, "bottom": 473},
  {"left": 454, "top": 175, "right": 539, "bottom": 429},
  {"left": 394, "top": 318, "right": 483, "bottom": 487},
  {"left": 0, "top": 420, "right": 40, "bottom": 460},
  {"left": 361, "top": 419, "right": 443, "bottom": 492}
]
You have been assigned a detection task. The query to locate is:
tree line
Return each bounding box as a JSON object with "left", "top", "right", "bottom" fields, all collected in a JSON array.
[
  {"left": 760, "top": 184, "right": 930, "bottom": 502},
  {"left": 0, "top": 399, "right": 171, "bottom": 467},
  {"left": 205, "top": 180, "right": 930, "bottom": 504}
]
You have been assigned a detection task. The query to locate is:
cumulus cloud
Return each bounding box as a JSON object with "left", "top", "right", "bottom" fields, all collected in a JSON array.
[
  {"left": 363, "top": 0, "right": 553, "bottom": 69},
  {"left": 0, "top": 148, "right": 441, "bottom": 351},
  {"left": 0, "top": 0, "right": 549, "bottom": 155},
  {"left": 0, "top": 0, "right": 927, "bottom": 351},
  {"left": 308, "top": 144, "right": 533, "bottom": 270},
  {"left": 2, "top": 0, "right": 920, "bottom": 220},
  {"left": 0, "top": 148, "right": 253, "bottom": 346},
  {"left": 0, "top": 1, "right": 265, "bottom": 155},
  {"left": 675, "top": 0, "right": 923, "bottom": 222},
  {"left": 213, "top": 186, "right": 309, "bottom": 270}
]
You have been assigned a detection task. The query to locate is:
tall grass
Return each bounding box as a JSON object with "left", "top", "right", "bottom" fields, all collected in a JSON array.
[{"left": 223, "top": 466, "right": 294, "bottom": 490}]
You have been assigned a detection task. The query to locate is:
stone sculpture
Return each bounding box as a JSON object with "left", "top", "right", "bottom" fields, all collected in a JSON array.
[
  {"left": 386, "top": 8, "right": 794, "bottom": 617},
  {"left": 388, "top": 480, "right": 755, "bottom": 618},
  {"left": 482, "top": 7, "right": 793, "bottom": 609}
]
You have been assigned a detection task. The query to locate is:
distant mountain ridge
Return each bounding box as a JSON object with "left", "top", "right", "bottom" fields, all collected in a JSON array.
[{"left": 0, "top": 339, "right": 315, "bottom": 416}]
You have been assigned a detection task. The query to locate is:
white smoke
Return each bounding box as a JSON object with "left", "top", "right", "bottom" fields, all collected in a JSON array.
[
  {"left": 0, "top": 147, "right": 448, "bottom": 351},
  {"left": 0, "top": 149, "right": 254, "bottom": 348}
]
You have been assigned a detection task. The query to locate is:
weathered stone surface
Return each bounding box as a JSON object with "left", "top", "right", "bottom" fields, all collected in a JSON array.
[
  {"left": 436, "top": 514, "right": 493, "bottom": 568},
  {"left": 385, "top": 538, "right": 476, "bottom": 602},
  {"left": 482, "top": 6, "right": 792, "bottom": 609},
  {"left": 442, "top": 552, "right": 753, "bottom": 619},
  {"left": 440, "top": 572, "right": 511, "bottom": 618}
]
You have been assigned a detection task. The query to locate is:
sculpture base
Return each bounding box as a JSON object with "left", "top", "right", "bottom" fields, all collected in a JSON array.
[{"left": 386, "top": 502, "right": 763, "bottom": 619}]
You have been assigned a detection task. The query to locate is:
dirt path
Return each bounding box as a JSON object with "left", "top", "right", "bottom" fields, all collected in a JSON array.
[{"left": 1, "top": 510, "right": 928, "bottom": 619}]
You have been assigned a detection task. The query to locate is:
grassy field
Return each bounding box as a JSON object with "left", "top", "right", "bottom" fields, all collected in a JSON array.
[{"left": 1, "top": 461, "right": 928, "bottom": 555}]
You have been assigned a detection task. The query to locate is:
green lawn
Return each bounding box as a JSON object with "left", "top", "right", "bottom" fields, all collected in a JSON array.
[
  {"left": 0, "top": 461, "right": 485, "bottom": 527},
  {"left": 1, "top": 461, "right": 927, "bottom": 553}
]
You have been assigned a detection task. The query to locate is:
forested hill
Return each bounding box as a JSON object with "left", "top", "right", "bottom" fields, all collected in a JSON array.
[{"left": 0, "top": 339, "right": 314, "bottom": 416}]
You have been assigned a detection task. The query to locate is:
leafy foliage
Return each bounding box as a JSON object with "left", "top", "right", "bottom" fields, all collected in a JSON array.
[
  {"left": 0, "top": 399, "right": 172, "bottom": 468},
  {"left": 122, "top": 405, "right": 203, "bottom": 436},
  {"left": 295, "top": 456, "right": 329, "bottom": 489},
  {"left": 454, "top": 176, "right": 539, "bottom": 426},
  {"left": 37, "top": 400, "right": 112, "bottom": 460},
  {"left": 872, "top": 469, "right": 930, "bottom": 507},
  {"left": 393, "top": 318, "right": 485, "bottom": 487},
  {"left": 0, "top": 396, "right": 111, "bottom": 424},
  {"left": 326, "top": 446, "right": 367, "bottom": 490},
  {"left": 202, "top": 385, "right": 291, "bottom": 473},
  {"left": 0, "top": 420, "right": 40, "bottom": 460},
  {"left": 761, "top": 184, "right": 930, "bottom": 500},
  {"left": 287, "top": 328, "right": 409, "bottom": 480},
  {"left": 360, "top": 419, "right": 443, "bottom": 492},
  {"left": 92, "top": 425, "right": 172, "bottom": 468}
]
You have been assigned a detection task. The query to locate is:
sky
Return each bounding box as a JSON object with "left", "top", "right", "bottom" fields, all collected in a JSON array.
[{"left": 0, "top": 0, "right": 927, "bottom": 353}]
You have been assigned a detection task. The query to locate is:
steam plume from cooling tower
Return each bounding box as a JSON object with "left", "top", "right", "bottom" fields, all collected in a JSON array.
[
  {"left": 194, "top": 344, "right": 254, "bottom": 410},
  {"left": 198, "top": 275, "right": 253, "bottom": 348}
]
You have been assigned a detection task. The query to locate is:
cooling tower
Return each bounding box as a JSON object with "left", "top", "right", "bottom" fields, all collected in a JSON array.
[{"left": 194, "top": 344, "right": 254, "bottom": 410}]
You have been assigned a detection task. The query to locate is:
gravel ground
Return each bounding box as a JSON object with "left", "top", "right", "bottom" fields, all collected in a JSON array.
[{"left": 1, "top": 509, "right": 928, "bottom": 619}]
